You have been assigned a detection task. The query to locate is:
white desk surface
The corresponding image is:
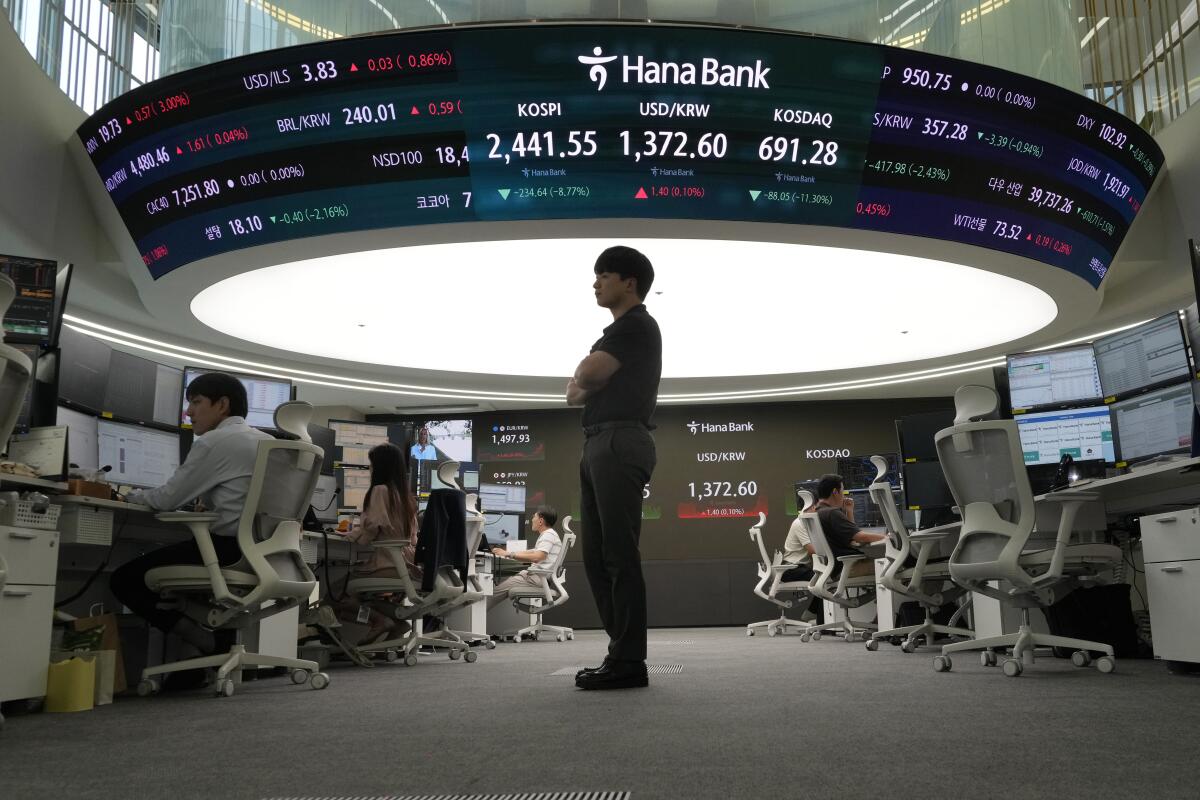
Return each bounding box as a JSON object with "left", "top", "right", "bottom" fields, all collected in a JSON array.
[
  {"left": 0, "top": 474, "right": 69, "bottom": 492},
  {"left": 1038, "top": 456, "right": 1200, "bottom": 517},
  {"left": 51, "top": 494, "right": 153, "bottom": 513}
]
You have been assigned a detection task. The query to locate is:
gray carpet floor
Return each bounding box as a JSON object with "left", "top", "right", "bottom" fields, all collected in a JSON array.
[{"left": 2, "top": 627, "right": 1198, "bottom": 799}]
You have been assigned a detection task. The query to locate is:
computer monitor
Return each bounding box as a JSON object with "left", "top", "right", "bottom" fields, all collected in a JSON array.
[
  {"left": 47, "top": 263, "right": 72, "bottom": 349},
  {"left": 415, "top": 419, "right": 473, "bottom": 463},
  {"left": 338, "top": 467, "right": 371, "bottom": 510},
  {"left": 329, "top": 420, "right": 389, "bottom": 447},
  {"left": 896, "top": 410, "right": 955, "bottom": 463},
  {"left": 1006, "top": 345, "right": 1103, "bottom": 410},
  {"left": 838, "top": 453, "right": 900, "bottom": 489},
  {"left": 57, "top": 405, "right": 99, "bottom": 471},
  {"left": 58, "top": 325, "right": 112, "bottom": 413},
  {"left": 310, "top": 474, "right": 339, "bottom": 523},
  {"left": 151, "top": 364, "right": 183, "bottom": 427},
  {"left": 1093, "top": 314, "right": 1191, "bottom": 399},
  {"left": 0, "top": 254, "right": 56, "bottom": 343},
  {"left": 1110, "top": 382, "right": 1195, "bottom": 465},
  {"left": 1015, "top": 405, "right": 1114, "bottom": 466},
  {"left": 900, "top": 460, "right": 955, "bottom": 510},
  {"left": 96, "top": 419, "right": 180, "bottom": 488},
  {"left": 483, "top": 512, "right": 524, "bottom": 547},
  {"left": 478, "top": 482, "right": 526, "bottom": 513},
  {"left": 181, "top": 367, "right": 291, "bottom": 430},
  {"left": 307, "top": 423, "right": 336, "bottom": 475},
  {"left": 103, "top": 350, "right": 160, "bottom": 423}
]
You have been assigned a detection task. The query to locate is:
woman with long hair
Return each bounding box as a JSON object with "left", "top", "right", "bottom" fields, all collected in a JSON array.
[{"left": 343, "top": 442, "right": 421, "bottom": 643}]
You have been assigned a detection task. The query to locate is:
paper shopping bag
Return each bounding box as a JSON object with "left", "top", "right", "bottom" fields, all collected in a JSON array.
[{"left": 71, "top": 612, "right": 127, "bottom": 693}]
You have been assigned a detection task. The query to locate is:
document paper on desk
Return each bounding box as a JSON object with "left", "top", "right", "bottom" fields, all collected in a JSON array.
[{"left": 8, "top": 426, "right": 68, "bottom": 477}]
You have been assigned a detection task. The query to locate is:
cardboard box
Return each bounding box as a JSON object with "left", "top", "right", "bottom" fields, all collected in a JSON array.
[{"left": 67, "top": 479, "right": 111, "bottom": 499}]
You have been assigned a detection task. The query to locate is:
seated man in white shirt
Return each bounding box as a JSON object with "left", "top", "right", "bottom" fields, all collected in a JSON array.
[
  {"left": 487, "top": 504, "right": 563, "bottom": 610},
  {"left": 781, "top": 500, "right": 822, "bottom": 620},
  {"left": 109, "top": 373, "right": 272, "bottom": 675}
]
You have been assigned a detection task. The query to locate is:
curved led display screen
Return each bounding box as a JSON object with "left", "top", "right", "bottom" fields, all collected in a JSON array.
[{"left": 76, "top": 22, "right": 1163, "bottom": 285}]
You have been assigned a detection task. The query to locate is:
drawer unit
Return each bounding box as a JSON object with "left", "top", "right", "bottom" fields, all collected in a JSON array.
[
  {"left": 1140, "top": 508, "right": 1200, "bottom": 564},
  {"left": 0, "top": 584, "right": 54, "bottom": 702},
  {"left": 0, "top": 526, "right": 59, "bottom": 586},
  {"left": 1144, "top": 560, "right": 1200, "bottom": 663}
]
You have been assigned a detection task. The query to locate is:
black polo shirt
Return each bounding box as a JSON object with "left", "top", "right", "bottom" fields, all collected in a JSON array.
[
  {"left": 582, "top": 304, "right": 662, "bottom": 428},
  {"left": 817, "top": 506, "right": 861, "bottom": 559}
]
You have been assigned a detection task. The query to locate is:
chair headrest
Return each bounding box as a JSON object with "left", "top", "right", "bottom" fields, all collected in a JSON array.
[
  {"left": 272, "top": 401, "right": 313, "bottom": 442},
  {"left": 869, "top": 455, "right": 890, "bottom": 485},
  {"left": 797, "top": 489, "right": 815, "bottom": 511},
  {"left": 437, "top": 460, "right": 462, "bottom": 491},
  {"left": 953, "top": 385, "right": 1000, "bottom": 425}
]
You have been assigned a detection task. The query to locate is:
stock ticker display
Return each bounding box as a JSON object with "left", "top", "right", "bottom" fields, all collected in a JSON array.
[{"left": 76, "top": 23, "right": 1163, "bottom": 283}]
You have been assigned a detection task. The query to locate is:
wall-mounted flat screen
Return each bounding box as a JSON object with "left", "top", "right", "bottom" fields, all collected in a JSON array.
[
  {"left": 96, "top": 418, "right": 180, "bottom": 488},
  {"left": 1015, "top": 405, "right": 1114, "bottom": 466},
  {"left": 181, "top": 367, "right": 291, "bottom": 430},
  {"left": 1006, "top": 345, "right": 1102, "bottom": 410},
  {"left": 1110, "top": 382, "right": 1195, "bottom": 464},
  {"left": 900, "top": 460, "right": 954, "bottom": 510},
  {"left": 896, "top": 410, "right": 954, "bottom": 463},
  {"left": 1093, "top": 314, "right": 1191, "bottom": 398},
  {"left": 414, "top": 419, "right": 472, "bottom": 464},
  {"left": 103, "top": 350, "right": 160, "bottom": 423},
  {"left": 76, "top": 24, "right": 1161, "bottom": 286}
]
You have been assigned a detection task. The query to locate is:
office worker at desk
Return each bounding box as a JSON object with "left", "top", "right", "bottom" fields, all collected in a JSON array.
[
  {"left": 109, "top": 373, "right": 272, "bottom": 664},
  {"left": 487, "top": 504, "right": 562, "bottom": 610},
  {"left": 813, "top": 474, "right": 886, "bottom": 577}
]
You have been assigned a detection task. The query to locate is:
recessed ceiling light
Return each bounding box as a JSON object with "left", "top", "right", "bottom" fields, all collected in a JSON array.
[{"left": 190, "top": 238, "right": 1057, "bottom": 379}]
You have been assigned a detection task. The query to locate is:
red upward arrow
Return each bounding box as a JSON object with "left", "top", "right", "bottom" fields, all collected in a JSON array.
[
  {"left": 176, "top": 146, "right": 182, "bottom": 154},
  {"left": 349, "top": 63, "right": 358, "bottom": 72},
  {"left": 125, "top": 116, "right": 132, "bottom": 124},
  {"left": 635, "top": 187, "right": 648, "bottom": 199},
  {"left": 410, "top": 105, "right": 420, "bottom": 115}
]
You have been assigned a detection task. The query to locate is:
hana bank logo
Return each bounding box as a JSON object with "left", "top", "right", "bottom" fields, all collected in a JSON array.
[
  {"left": 579, "top": 46, "right": 618, "bottom": 91},
  {"left": 687, "top": 420, "right": 700, "bottom": 435}
]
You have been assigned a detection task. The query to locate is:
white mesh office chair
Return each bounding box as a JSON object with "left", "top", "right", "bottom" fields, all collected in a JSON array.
[
  {"left": 0, "top": 276, "right": 33, "bottom": 457},
  {"left": 864, "top": 455, "right": 974, "bottom": 653},
  {"left": 746, "top": 512, "right": 813, "bottom": 637},
  {"left": 350, "top": 461, "right": 483, "bottom": 666},
  {"left": 137, "top": 436, "right": 330, "bottom": 697},
  {"left": 798, "top": 491, "right": 878, "bottom": 642},
  {"left": 932, "top": 385, "right": 1121, "bottom": 676},
  {"left": 506, "top": 516, "right": 577, "bottom": 642}
]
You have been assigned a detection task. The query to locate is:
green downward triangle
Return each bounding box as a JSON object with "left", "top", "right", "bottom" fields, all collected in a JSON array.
[
  {"left": 269, "top": 216, "right": 276, "bottom": 223},
  {"left": 498, "top": 188, "right": 510, "bottom": 200},
  {"left": 749, "top": 190, "right": 761, "bottom": 201},
  {"left": 977, "top": 131, "right": 984, "bottom": 139}
]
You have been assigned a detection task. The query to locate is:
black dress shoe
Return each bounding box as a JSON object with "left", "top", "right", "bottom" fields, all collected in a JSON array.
[
  {"left": 575, "top": 660, "right": 648, "bottom": 690},
  {"left": 575, "top": 657, "right": 612, "bottom": 679}
]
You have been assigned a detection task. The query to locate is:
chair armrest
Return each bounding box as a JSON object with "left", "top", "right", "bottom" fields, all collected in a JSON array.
[
  {"left": 371, "top": 542, "right": 420, "bottom": 598},
  {"left": 1032, "top": 491, "right": 1100, "bottom": 589},
  {"left": 837, "top": 554, "right": 867, "bottom": 563},
  {"left": 909, "top": 530, "right": 955, "bottom": 542},
  {"left": 153, "top": 512, "right": 237, "bottom": 606}
]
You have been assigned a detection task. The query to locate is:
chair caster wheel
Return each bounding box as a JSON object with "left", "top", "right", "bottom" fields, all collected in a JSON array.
[
  {"left": 404, "top": 654, "right": 418, "bottom": 667},
  {"left": 981, "top": 650, "right": 998, "bottom": 667},
  {"left": 309, "top": 672, "right": 330, "bottom": 690},
  {"left": 1095, "top": 656, "right": 1116, "bottom": 674},
  {"left": 557, "top": 634, "right": 566, "bottom": 642},
  {"left": 746, "top": 629, "right": 755, "bottom": 636},
  {"left": 1001, "top": 659, "right": 1023, "bottom": 677},
  {"left": 901, "top": 640, "right": 917, "bottom": 654},
  {"left": 216, "top": 678, "right": 235, "bottom": 697},
  {"left": 464, "top": 650, "right": 478, "bottom": 663},
  {"left": 767, "top": 627, "right": 779, "bottom": 637},
  {"left": 290, "top": 669, "right": 309, "bottom": 685},
  {"left": 137, "top": 679, "right": 160, "bottom": 697},
  {"left": 566, "top": 632, "right": 574, "bottom": 640},
  {"left": 811, "top": 630, "right": 822, "bottom": 641},
  {"left": 385, "top": 649, "right": 399, "bottom": 663},
  {"left": 1070, "top": 650, "right": 1093, "bottom": 668},
  {"left": 485, "top": 640, "right": 497, "bottom": 649},
  {"left": 865, "top": 639, "right": 879, "bottom": 652},
  {"left": 933, "top": 655, "right": 952, "bottom": 672},
  {"left": 799, "top": 634, "right": 811, "bottom": 643},
  {"left": 449, "top": 649, "right": 462, "bottom": 660}
]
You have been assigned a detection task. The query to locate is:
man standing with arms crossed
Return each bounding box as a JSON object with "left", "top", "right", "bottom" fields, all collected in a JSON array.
[{"left": 567, "top": 246, "right": 662, "bottom": 690}]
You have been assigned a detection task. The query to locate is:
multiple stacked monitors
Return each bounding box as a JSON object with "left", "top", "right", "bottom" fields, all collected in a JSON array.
[
  {"left": 1006, "top": 346, "right": 1102, "bottom": 411},
  {"left": 96, "top": 419, "right": 180, "bottom": 488},
  {"left": 838, "top": 453, "right": 900, "bottom": 490},
  {"left": 1109, "top": 383, "right": 1194, "bottom": 465},
  {"left": 181, "top": 367, "right": 292, "bottom": 430},
  {"left": 895, "top": 410, "right": 955, "bottom": 514}
]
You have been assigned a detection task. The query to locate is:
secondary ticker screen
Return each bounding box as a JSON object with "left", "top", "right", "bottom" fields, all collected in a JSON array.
[{"left": 76, "top": 23, "right": 1162, "bottom": 284}]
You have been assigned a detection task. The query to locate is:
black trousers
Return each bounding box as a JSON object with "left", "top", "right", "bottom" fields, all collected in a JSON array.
[
  {"left": 580, "top": 426, "right": 656, "bottom": 662},
  {"left": 109, "top": 538, "right": 243, "bottom": 633}
]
